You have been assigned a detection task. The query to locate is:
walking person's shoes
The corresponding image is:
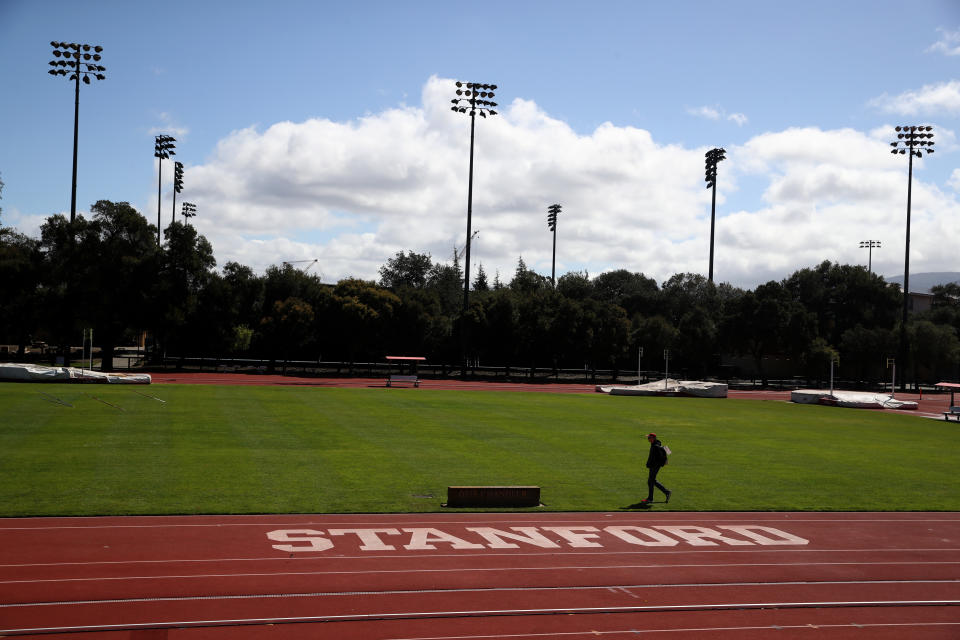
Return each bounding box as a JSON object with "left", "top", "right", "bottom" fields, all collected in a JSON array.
[{"left": 665, "top": 490, "right": 672, "bottom": 503}]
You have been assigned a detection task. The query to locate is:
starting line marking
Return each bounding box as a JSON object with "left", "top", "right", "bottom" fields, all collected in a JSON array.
[{"left": 2, "top": 600, "right": 958, "bottom": 636}]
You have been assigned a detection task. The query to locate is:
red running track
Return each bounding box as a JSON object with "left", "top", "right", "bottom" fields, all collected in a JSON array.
[{"left": 1, "top": 512, "right": 958, "bottom": 638}]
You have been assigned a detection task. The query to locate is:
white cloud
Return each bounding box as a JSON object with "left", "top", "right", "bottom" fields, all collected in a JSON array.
[
  {"left": 869, "top": 80, "right": 960, "bottom": 116},
  {"left": 949, "top": 169, "right": 960, "bottom": 191},
  {"left": 687, "top": 105, "right": 748, "bottom": 126},
  {"left": 148, "top": 112, "right": 189, "bottom": 138},
  {"left": 177, "top": 77, "right": 960, "bottom": 289},
  {"left": 727, "top": 113, "right": 748, "bottom": 126},
  {"left": 927, "top": 27, "right": 960, "bottom": 56},
  {"left": 687, "top": 106, "right": 721, "bottom": 120}
]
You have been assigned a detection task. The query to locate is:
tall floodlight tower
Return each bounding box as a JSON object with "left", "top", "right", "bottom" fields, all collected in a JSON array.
[
  {"left": 154, "top": 135, "right": 176, "bottom": 245},
  {"left": 172, "top": 162, "right": 184, "bottom": 225},
  {"left": 704, "top": 147, "right": 726, "bottom": 283},
  {"left": 181, "top": 202, "right": 197, "bottom": 224},
  {"left": 450, "top": 80, "right": 498, "bottom": 315},
  {"left": 547, "top": 204, "right": 561, "bottom": 285},
  {"left": 859, "top": 240, "right": 881, "bottom": 273},
  {"left": 48, "top": 41, "right": 106, "bottom": 224},
  {"left": 889, "top": 125, "right": 934, "bottom": 390}
]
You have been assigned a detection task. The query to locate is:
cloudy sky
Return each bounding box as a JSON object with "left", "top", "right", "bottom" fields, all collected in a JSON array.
[{"left": 2, "top": 0, "right": 959, "bottom": 289}]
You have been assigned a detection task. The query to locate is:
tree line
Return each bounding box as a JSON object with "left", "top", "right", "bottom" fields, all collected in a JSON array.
[{"left": 1, "top": 200, "right": 959, "bottom": 386}]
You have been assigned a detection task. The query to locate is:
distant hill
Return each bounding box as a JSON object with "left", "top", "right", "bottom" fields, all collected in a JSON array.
[{"left": 884, "top": 272, "right": 960, "bottom": 294}]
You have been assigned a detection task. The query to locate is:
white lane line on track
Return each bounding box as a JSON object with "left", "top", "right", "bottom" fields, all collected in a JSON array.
[
  {"left": 382, "top": 622, "right": 960, "bottom": 640},
  {"left": 4, "top": 546, "right": 960, "bottom": 568},
  {"left": 2, "top": 579, "right": 957, "bottom": 608},
  {"left": 3, "top": 561, "right": 960, "bottom": 585},
  {"left": 3, "top": 601, "right": 958, "bottom": 636}
]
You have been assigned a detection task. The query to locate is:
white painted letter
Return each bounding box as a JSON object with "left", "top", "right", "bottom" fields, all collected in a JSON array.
[
  {"left": 541, "top": 526, "right": 604, "bottom": 548},
  {"left": 604, "top": 525, "right": 679, "bottom": 546},
  {"left": 267, "top": 529, "right": 334, "bottom": 553},
  {"left": 654, "top": 526, "right": 755, "bottom": 546},
  {"left": 328, "top": 528, "right": 402, "bottom": 551},
  {"left": 465, "top": 527, "right": 562, "bottom": 549},
  {"left": 402, "top": 528, "right": 485, "bottom": 550},
  {"left": 717, "top": 525, "right": 809, "bottom": 546}
]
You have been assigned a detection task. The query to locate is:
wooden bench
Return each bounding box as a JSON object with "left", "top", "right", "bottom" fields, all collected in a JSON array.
[
  {"left": 386, "top": 374, "right": 419, "bottom": 387},
  {"left": 943, "top": 406, "right": 960, "bottom": 421}
]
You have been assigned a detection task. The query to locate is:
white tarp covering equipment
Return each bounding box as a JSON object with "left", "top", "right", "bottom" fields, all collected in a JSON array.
[
  {"left": 0, "top": 362, "right": 151, "bottom": 384},
  {"left": 790, "top": 389, "right": 917, "bottom": 410},
  {"left": 596, "top": 378, "right": 728, "bottom": 398}
]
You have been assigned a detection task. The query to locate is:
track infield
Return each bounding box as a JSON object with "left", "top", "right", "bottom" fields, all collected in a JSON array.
[{"left": 2, "top": 511, "right": 958, "bottom": 638}]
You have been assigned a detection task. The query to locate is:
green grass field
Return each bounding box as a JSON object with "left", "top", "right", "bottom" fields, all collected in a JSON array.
[{"left": 1, "top": 382, "right": 957, "bottom": 516}]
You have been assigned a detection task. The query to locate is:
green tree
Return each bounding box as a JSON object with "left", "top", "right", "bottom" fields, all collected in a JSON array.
[
  {"left": 473, "top": 263, "right": 489, "bottom": 292},
  {"left": 557, "top": 270, "right": 592, "bottom": 299},
  {"left": 155, "top": 221, "right": 216, "bottom": 360},
  {"left": 379, "top": 250, "right": 433, "bottom": 289},
  {"left": 0, "top": 228, "right": 42, "bottom": 357}
]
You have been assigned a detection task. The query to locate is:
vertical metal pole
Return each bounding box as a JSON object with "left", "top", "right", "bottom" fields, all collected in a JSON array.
[
  {"left": 70, "top": 64, "right": 80, "bottom": 224},
  {"left": 868, "top": 244, "right": 873, "bottom": 273},
  {"left": 638, "top": 347, "right": 643, "bottom": 386},
  {"left": 157, "top": 156, "right": 162, "bottom": 246},
  {"left": 899, "top": 151, "right": 914, "bottom": 391},
  {"left": 172, "top": 184, "right": 177, "bottom": 227},
  {"left": 708, "top": 178, "right": 717, "bottom": 283},
  {"left": 664, "top": 350, "right": 669, "bottom": 389},
  {"left": 551, "top": 225, "right": 557, "bottom": 286},
  {"left": 463, "top": 112, "right": 476, "bottom": 313}
]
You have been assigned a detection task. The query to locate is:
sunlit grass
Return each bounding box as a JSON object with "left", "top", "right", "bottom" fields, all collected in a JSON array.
[{"left": 1, "top": 383, "right": 956, "bottom": 515}]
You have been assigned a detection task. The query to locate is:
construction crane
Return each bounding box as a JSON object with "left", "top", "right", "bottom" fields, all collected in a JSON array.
[
  {"left": 282, "top": 259, "right": 319, "bottom": 273},
  {"left": 455, "top": 230, "right": 480, "bottom": 261}
]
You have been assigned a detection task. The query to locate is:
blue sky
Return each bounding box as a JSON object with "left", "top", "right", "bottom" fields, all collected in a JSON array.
[{"left": 2, "top": 0, "right": 960, "bottom": 288}]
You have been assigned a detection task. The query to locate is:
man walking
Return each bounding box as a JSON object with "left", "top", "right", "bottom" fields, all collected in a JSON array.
[{"left": 642, "top": 432, "right": 671, "bottom": 505}]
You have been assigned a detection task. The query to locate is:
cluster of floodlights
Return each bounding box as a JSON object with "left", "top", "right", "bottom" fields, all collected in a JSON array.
[
  {"left": 48, "top": 42, "right": 106, "bottom": 83},
  {"left": 890, "top": 125, "right": 935, "bottom": 157},
  {"left": 451, "top": 82, "right": 498, "bottom": 117},
  {"left": 547, "top": 203, "right": 561, "bottom": 232},
  {"left": 174, "top": 162, "right": 184, "bottom": 193},
  {"left": 154, "top": 135, "right": 176, "bottom": 160},
  {"left": 704, "top": 147, "right": 726, "bottom": 189},
  {"left": 181, "top": 202, "right": 197, "bottom": 220}
]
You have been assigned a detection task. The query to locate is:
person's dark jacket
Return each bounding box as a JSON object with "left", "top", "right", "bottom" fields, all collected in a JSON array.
[{"left": 646, "top": 439, "right": 668, "bottom": 469}]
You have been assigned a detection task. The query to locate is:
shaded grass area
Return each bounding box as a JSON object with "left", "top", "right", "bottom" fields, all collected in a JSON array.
[{"left": 1, "top": 383, "right": 957, "bottom": 516}]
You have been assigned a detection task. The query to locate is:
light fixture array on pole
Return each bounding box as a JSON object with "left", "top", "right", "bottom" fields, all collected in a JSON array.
[
  {"left": 154, "top": 135, "right": 176, "bottom": 245},
  {"left": 450, "top": 80, "right": 498, "bottom": 316},
  {"left": 181, "top": 202, "right": 196, "bottom": 224},
  {"left": 704, "top": 147, "right": 726, "bottom": 283},
  {"left": 889, "top": 124, "right": 934, "bottom": 390},
  {"left": 48, "top": 41, "right": 106, "bottom": 224},
  {"left": 547, "top": 203, "right": 561, "bottom": 286},
  {"left": 859, "top": 239, "right": 881, "bottom": 273},
  {"left": 172, "top": 161, "right": 184, "bottom": 225}
]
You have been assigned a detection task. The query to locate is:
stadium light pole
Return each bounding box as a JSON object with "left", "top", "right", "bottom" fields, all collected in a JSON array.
[
  {"left": 451, "top": 81, "right": 498, "bottom": 314},
  {"left": 181, "top": 202, "right": 196, "bottom": 225},
  {"left": 48, "top": 41, "right": 106, "bottom": 224},
  {"left": 859, "top": 240, "right": 881, "bottom": 273},
  {"left": 172, "top": 162, "right": 184, "bottom": 225},
  {"left": 704, "top": 147, "right": 726, "bottom": 283},
  {"left": 890, "top": 125, "right": 934, "bottom": 390},
  {"left": 154, "top": 135, "right": 176, "bottom": 245},
  {"left": 547, "top": 204, "right": 561, "bottom": 286}
]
